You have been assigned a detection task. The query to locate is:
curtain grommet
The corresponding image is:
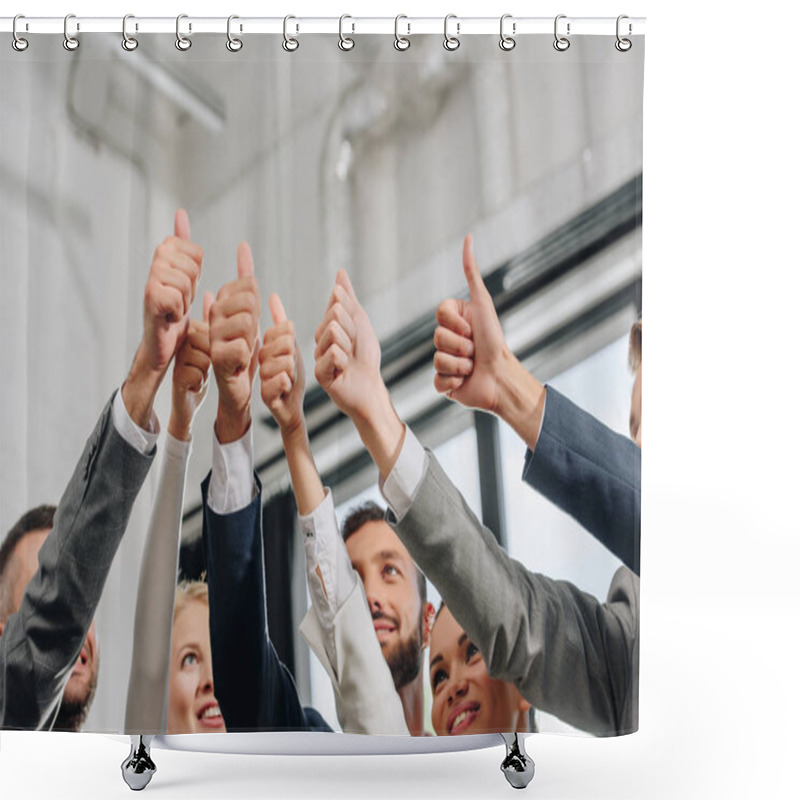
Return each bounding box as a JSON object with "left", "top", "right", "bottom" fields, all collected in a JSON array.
[
  {"left": 63, "top": 14, "right": 80, "bottom": 52},
  {"left": 394, "top": 15, "right": 410, "bottom": 51},
  {"left": 554, "top": 14, "right": 570, "bottom": 52},
  {"left": 12, "top": 14, "right": 29, "bottom": 52},
  {"left": 226, "top": 15, "right": 243, "bottom": 52},
  {"left": 499, "top": 14, "right": 516, "bottom": 51},
  {"left": 444, "top": 14, "right": 460, "bottom": 51}
]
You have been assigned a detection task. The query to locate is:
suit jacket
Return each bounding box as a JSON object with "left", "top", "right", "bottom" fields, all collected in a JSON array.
[
  {"left": 201, "top": 475, "right": 331, "bottom": 732},
  {"left": 389, "top": 452, "right": 639, "bottom": 736},
  {"left": 523, "top": 386, "right": 641, "bottom": 575},
  {"left": 0, "top": 392, "right": 155, "bottom": 730}
]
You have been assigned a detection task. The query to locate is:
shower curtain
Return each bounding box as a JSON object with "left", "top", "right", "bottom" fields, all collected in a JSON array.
[{"left": 0, "top": 22, "right": 643, "bottom": 744}]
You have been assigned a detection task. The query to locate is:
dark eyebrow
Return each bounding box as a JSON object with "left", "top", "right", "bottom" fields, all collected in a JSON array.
[
  {"left": 430, "top": 654, "right": 443, "bottom": 669},
  {"left": 375, "top": 549, "right": 404, "bottom": 562},
  {"left": 458, "top": 633, "right": 468, "bottom": 648}
]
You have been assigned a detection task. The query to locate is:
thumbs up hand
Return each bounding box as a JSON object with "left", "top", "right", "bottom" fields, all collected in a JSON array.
[
  {"left": 433, "top": 234, "right": 509, "bottom": 414},
  {"left": 168, "top": 291, "right": 214, "bottom": 441},
  {"left": 259, "top": 294, "right": 306, "bottom": 437},
  {"left": 209, "top": 242, "right": 261, "bottom": 443},
  {"left": 141, "top": 208, "right": 204, "bottom": 376},
  {"left": 122, "top": 209, "right": 204, "bottom": 430}
]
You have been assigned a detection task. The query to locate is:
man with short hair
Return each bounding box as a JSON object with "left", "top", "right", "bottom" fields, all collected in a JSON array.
[
  {"left": 0, "top": 505, "right": 98, "bottom": 731},
  {"left": 338, "top": 501, "right": 434, "bottom": 733},
  {"left": 0, "top": 209, "right": 203, "bottom": 731},
  {"left": 313, "top": 248, "right": 640, "bottom": 736},
  {"left": 259, "top": 290, "right": 432, "bottom": 734}
]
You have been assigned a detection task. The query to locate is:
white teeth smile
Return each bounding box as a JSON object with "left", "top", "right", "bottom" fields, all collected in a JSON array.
[
  {"left": 452, "top": 710, "right": 473, "bottom": 731},
  {"left": 201, "top": 706, "right": 221, "bottom": 719}
]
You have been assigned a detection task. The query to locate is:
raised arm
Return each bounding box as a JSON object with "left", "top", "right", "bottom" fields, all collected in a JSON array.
[
  {"left": 261, "top": 294, "right": 407, "bottom": 734},
  {"left": 125, "top": 289, "right": 213, "bottom": 734},
  {"left": 202, "top": 246, "right": 330, "bottom": 732},
  {"left": 313, "top": 269, "right": 638, "bottom": 735},
  {"left": 434, "top": 235, "right": 640, "bottom": 572},
  {"left": 0, "top": 209, "right": 202, "bottom": 730}
]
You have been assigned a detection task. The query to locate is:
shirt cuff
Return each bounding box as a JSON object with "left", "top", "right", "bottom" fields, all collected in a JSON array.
[
  {"left": 207, "top": 424, "right": 258, "bottom": 514},
  {"left": 112, "top": 389, "right": 159, "bottom": 455},
  {"left": 164, "top": 431, "right": 192, "bottom": 463},
  {"left": 379, "top": 425, "right": 427, "bottom": 522},
  {"left": 523, "top": 385, "right": 549, "bottom": 466},
  {"left": 300, "top": 488, "right": 356, "bottom": 613}
]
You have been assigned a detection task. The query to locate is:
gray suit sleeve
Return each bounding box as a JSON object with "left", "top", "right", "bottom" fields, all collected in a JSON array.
[
  {"left": 0, "top": 392, "right": 155, "bottom": 730},
  {"left": 389, "top": 452, "right": 639, "bottom": 735},
  {"left": 523, "top": 386, "right": 641, "bottom": 575}
]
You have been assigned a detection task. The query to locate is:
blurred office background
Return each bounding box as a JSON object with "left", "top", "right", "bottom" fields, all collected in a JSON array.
[{"left": 0, "top": 33, "right": 642, "bottom": 733}]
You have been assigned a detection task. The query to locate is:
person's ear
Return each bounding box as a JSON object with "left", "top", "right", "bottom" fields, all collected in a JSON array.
[
  {"left": 422, "top": 602, "right": 436, "bottom": 648},
  {"left": 0, "top": 619, "right": 5, "bottom": 638},
  {"left": 517, "top": 689, "right": 532, "bottom": 716}
]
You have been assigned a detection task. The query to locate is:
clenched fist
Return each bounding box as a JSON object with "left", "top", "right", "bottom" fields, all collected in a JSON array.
[
  {"left": 314, "top": 270, "right": 404, "bottom": 479},
  {"left": 313, "top": 270, "right": 382, "bottom": 423}
]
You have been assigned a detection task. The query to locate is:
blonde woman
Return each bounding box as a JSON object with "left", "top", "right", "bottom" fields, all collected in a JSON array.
[
  {"left": 124, "top": 275, "right": 215, "bottom": 739},
  {"left": 167, "top": 581, "right": 225, "bottom": 733}
]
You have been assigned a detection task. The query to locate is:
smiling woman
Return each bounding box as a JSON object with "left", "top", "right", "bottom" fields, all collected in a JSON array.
[
  {"left": 429, "top": 604, "right": 530, "bottom": 737},
  {"left": 167, "top": 581, "right": 226, "bottom": 734}
]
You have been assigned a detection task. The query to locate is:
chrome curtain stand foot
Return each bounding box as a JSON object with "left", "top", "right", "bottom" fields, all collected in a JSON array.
[
  {"left": 500, "top": 732, "right": 535, "bottom": 789},
  {"left": 121, "top": 735, "right": 156, "bottom": 791}
]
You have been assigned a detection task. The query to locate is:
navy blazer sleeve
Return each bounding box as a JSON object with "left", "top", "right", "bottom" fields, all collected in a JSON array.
[
  {"left": 522, "top": 387, "right": 641, "bottom": 575},
  {"left": 201, "top": 474, "right": 331, "bottom": 732}
]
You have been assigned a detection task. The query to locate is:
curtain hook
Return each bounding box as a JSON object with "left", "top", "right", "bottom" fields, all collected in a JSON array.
[
  {"left": 227, "top": 15, "right": 243, "bottom": 52},
  {"left": 615, "top": 15, "right": 632, "bottom": 52},
  {"left": 283, "top": 15, "right": 299, "bottom": 52},
  {"left": 175, "top": 14, "right": 192, "bottom": 51},
  {"left": 499, "top": 14, "right": 516, "bottom": 51},
  {"left": 394, "top": 14, "right": 410, "bottom": 51},
  {"left": 553, "top": 14, "right": 570, "bottom": 52},
  {"left": 338, "top": 14, "right": 355, "bottom": 51},
  {"left": 12, "top": 14, "right": 29, "bottom": 52},
  {"left": 122, "top": 14, "right": 138, "bottom": 52},
  {"left": 443, "top": 14, "right": 460, "bottom": 51},
  {"left": 63, "top": 13, "right": 79, "bottom": 51}
]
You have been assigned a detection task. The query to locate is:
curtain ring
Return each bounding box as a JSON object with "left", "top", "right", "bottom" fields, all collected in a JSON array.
[
  {"left": 175, "top": 14, "right": 192, "bottom": 51},
  {"left": 338, "top": 14, "right": 355, "bottom": 51},
  {"left": 227, "top": 15, "right": 243, "bottom": 52},
  {"left": 394, "top": 15, "right": 410, "bottom": 51},
  {"left": 615, "top": 15, "right": 632, "bottom": 52},
  {"left": 553, "top": 14, "right": 570, "bottom": 51},
  {"left": 12, "top": 15, "right": 29, "bottom": 52},
  {"left": 443, "top": 14, "right": 460, "bottom": 51},
  {"left": 283, "top": 15, "right": 299, "bottom": 52},
  {"left": 122, "top": 14, "right": 138, "bottom": 51},
  {"left": 499, "top": 14, "right": 516, "bottom": 51},
  {"left": 63, "top": 14, "right": 79, "bottom": 51}
]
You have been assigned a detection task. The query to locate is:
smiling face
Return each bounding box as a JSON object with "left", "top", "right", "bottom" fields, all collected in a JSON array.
[
  {"left": 167, "top": 597, "right": 226, "bottom": 733},
  {"left": 429, "top": 606, "right": 530, "bottom": 736},
  {"left": 345, "top": 520, "right": 432, "bottom": 690},
  {"left": 3, "top": 529, "right": 99, "bottom": 730}
]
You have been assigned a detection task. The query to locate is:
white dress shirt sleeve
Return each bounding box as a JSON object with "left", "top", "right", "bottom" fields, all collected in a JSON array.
[
  {"left": 112, "top": 389, "right": 160, "bottom": 455},
  {"left": 299, "top": 488, "right": 357, "bottom": 628},
  {"left": 207, "top": 425, "right": 259, "bottom": 514},
  {"left": 379, "top": 425, "right": 427, "bottom": 523}
]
